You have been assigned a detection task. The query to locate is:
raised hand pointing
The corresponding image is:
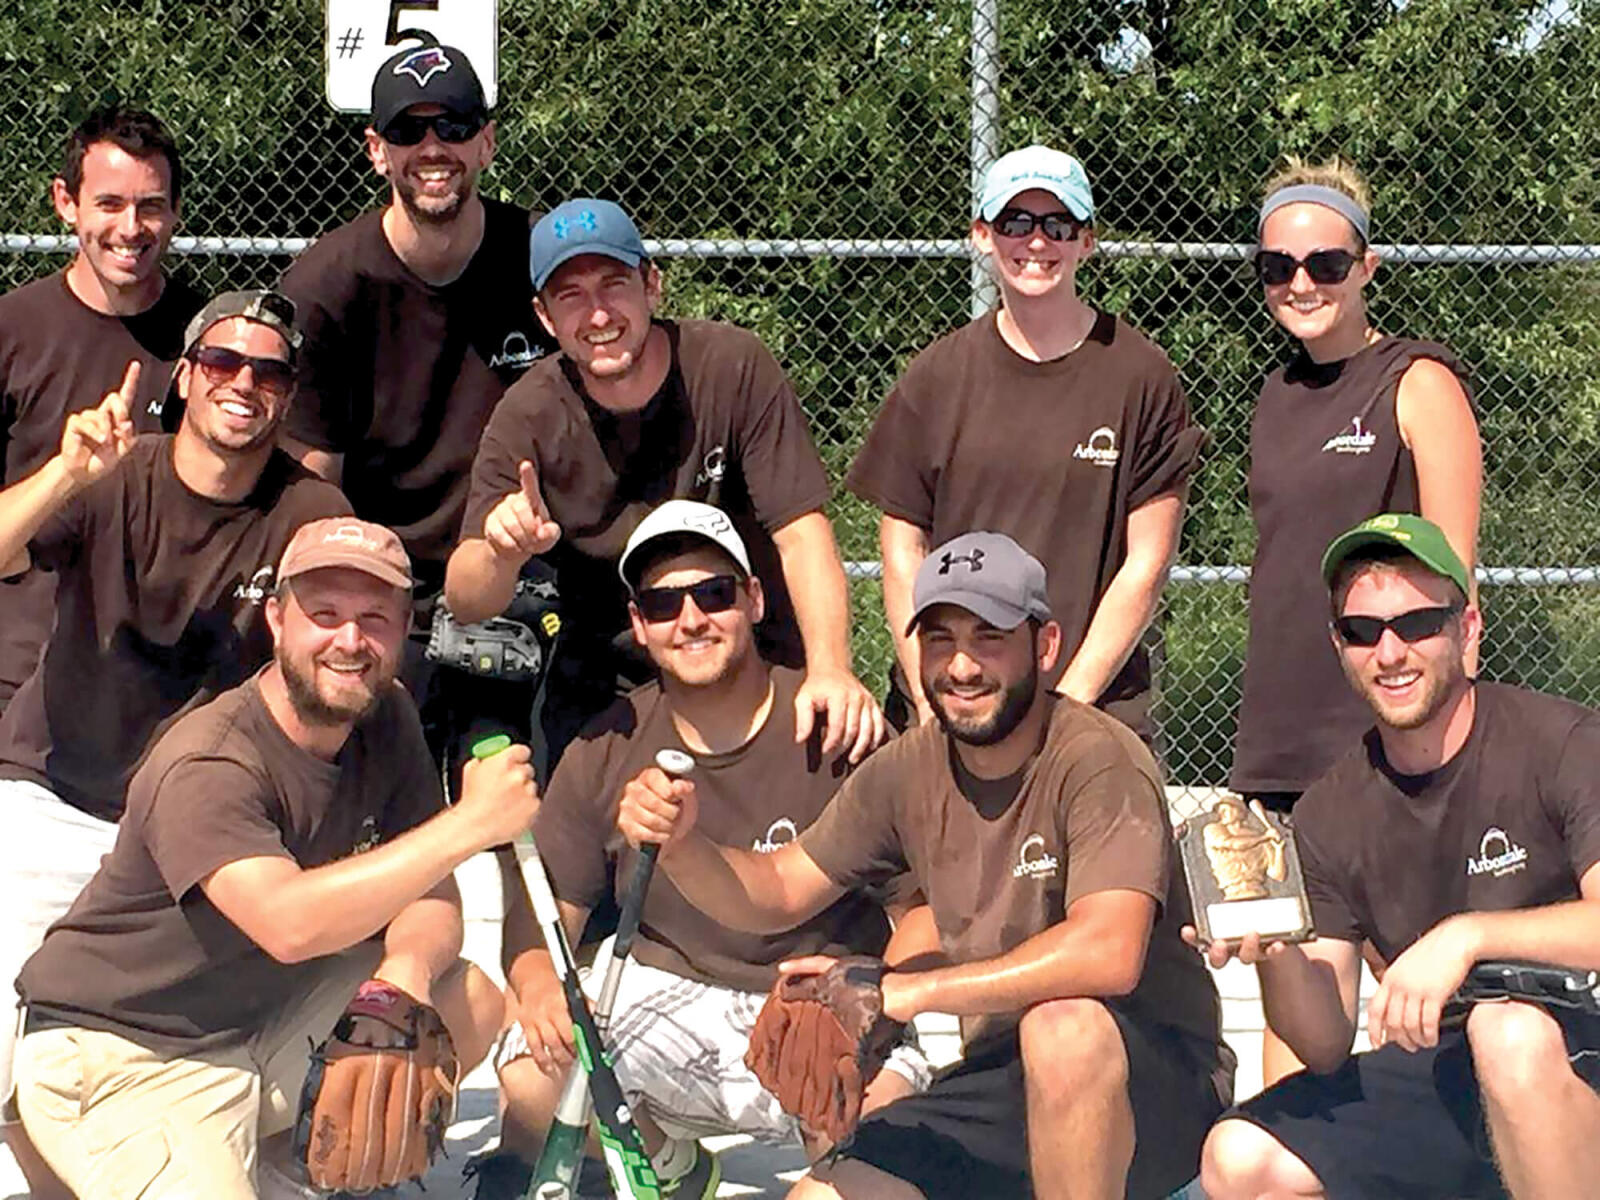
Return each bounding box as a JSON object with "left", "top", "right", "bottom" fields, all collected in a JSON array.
[{"left": 483, "top": 458, "right": 563, "bottom": 563}]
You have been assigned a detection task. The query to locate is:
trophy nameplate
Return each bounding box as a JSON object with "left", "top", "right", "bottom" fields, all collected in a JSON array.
[{"left": 1177, "top": 794, "right": 1313, "bottom": 947}]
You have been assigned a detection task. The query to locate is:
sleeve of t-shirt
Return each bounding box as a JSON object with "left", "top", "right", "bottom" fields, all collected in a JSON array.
[
  {"left": 1291, "top": 792, "right": 1364, "bottom": 944},
  {"left": 530, "top": 739, "right": 615, "bottom": 909},
  {"left": 460, "top": 385, "right": 530, "bottom": 541},
  {"left": 377, "top": 687, "right": 446, "bottom": 839},
  {"left": 279, "top": 256, "right": 356, "bottom": 453},
  {"left": 1549, "top": 714, "right": 1600, "bottom": 884},
  {"left": 797, "top": 757, "right": 909, "bottom": 892},
  {"left": 27, "top": 478, "right": 98, "bottom": 572},
  {"left": 1126, "top": 360, "right": 1207, "bottom": 510},
  {"left": 1060, "top": 762, "right": 1170, "bottom": 910},
  {"left": 844, "top": 357, "right": 936, "bottom": 528},
  {"left": 139, "top": 756, "right": 295, "bottom": 902},
  {"left": 733, "top": 339, "right": 830, "bottom": 530}
]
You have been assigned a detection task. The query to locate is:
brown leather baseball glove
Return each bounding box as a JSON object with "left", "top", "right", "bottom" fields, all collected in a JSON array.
[
  {"left": 292, "top": 979, "right": 460, "bottom": 1192},
  {"left": 745, "top": 956, "right": 904, "bottom": 1144}
]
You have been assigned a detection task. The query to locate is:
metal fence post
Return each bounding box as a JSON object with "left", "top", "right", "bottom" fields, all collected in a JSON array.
[{"left": 970, "top": 0, "right": 1000, "bottom": 318}]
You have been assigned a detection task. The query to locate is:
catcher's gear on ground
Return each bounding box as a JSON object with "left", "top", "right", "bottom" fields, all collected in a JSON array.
[
  {"left": 293, "top": 979, "right": 460, "bottom": 1192},
  {"left": 745, "top": 956, "right": 905, "bottom": 1143}
]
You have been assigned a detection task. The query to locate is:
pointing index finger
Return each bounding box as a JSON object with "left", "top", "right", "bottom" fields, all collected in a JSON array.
[
  {"left": 518, "top": 460, "right": 544, "bottom": 510},
  {"left": 107, "top": 359, "right": 140, "bottom": 420}
]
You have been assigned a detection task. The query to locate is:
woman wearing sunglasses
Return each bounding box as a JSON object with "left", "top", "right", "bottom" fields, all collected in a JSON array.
[{"left": 1231, "top": 158, "right": 1481, "bottom": 1080}]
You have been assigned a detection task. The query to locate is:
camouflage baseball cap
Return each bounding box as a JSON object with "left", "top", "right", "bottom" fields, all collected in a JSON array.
[{"left": 161, "top": 289, "right": 300, "bottom": 431}]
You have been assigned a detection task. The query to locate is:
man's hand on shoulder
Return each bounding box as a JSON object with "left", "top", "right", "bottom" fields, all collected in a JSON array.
[
  {"left": 60, "top": 360, "right": 139, "bottom": 487},
  {"left": 1366, "top": 914, "right": 1480, "bottom": 1053},
  {"left": 484, "top": 459, "right": 561, "bottom": 565},
  {"left": 795, "top": 664, "right": 886, "bottom": 764}
]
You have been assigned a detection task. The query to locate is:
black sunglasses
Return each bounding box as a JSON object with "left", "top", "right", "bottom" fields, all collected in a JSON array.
[
  {"left": 190, "top": 344, "right": 295, "bottom": 394},
  {"left": 634, "top": 575, "right": 742, "bottom": 623},
  {"left": 991, "top": 208, "right": 1084, "bottom": 242},
  {"left": 1333, "top": 605, "right": 1460, "bottom": 648},
  {"left": 382, "top": 110, "right": 486, "bottom": 147},
  {"left": 1254, "top": 248, "right": 1360, "bottom": 287}
]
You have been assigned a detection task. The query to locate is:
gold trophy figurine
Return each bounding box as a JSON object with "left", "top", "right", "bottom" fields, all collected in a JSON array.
[{"left": 1202, "top": 796, "right": 1287, "bottom": 901}]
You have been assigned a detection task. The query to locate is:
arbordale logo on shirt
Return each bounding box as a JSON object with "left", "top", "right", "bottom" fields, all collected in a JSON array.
[
  {"left": 752, "top": 817, "right": 798, "bottom": 853},
  {"left": 695, "top": 445, "right": 727, "bottom": 488},
  {"left": 489, "top": 330, "right": 546, "bottom": 371},
  {"left": 1012, "top": 833, "right": 1059, "bottom": 880},
  {"left": 1466, "top": 826, "right": 1528, "bottom": 878},
  {"left": 1072, "top": 426, "right": 1121, "bottom": 468},
  {"left": 232, "top": 565, "right": 274, "bottom": 605},
  {"left": 1321, "top": 416, "right": 1377, "bottom": 455}
]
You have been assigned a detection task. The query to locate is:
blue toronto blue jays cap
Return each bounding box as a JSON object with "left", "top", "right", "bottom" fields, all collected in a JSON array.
[
  {"left": 530, "top": 199, "right": 648, "bottom": 292},
  {"left": 907, "top": 531, "right": 1052, "bottom": 635},
  {"left": 978, "top": 145, "right": 1095, "bottom": 223}
]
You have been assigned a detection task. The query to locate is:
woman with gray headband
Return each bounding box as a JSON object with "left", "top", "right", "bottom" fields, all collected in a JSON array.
[{"left": 1230, "top": 158, "right": 1481, "bottom": 1075}]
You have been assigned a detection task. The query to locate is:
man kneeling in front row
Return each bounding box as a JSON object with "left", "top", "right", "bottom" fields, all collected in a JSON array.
[
  {"left": 471, "top": 500, "right": 927, "bottom": 1199},
  {"left": 12, "top": 518, "right": 539, "bottom": 1198},
  {"left": 621, "top": 531, "right": 1233, "bottom": 1199},
  {"left": 1200, "top": 514, "right": 1600, "bottom": 1200}
]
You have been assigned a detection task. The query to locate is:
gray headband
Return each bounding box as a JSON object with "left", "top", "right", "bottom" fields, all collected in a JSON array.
[{"left": 1258, "top": 184, "right": 1370, "bottom": 243}]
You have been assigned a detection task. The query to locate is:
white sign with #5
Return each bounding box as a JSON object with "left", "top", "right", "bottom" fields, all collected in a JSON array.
[{"left": 325, "top": 0, "right": 498, "bottom": 113}]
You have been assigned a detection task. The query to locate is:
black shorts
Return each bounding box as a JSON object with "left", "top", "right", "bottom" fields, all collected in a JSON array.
[
  {"left": 1230, "top": 1009, "right": 1600, "bottom": 1199},
  {"left": 820, "top": 1011, "right": 1229, "bottom": 1200}
]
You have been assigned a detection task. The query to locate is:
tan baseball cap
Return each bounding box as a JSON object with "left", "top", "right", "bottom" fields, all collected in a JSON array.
[{"left": 277, "top": 518, "right": 413, "bottom": 591}]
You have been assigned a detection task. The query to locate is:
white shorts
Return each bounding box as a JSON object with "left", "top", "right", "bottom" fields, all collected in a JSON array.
[
  {"left": 497, "top": 957, "right": 932, "bottom": 1144},
  {"left": 0, "top": 778, "right": 120, "bottom": 1108}
]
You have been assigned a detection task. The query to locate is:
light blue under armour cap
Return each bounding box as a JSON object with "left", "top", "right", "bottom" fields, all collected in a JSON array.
[
  {"left": 530, "top": 198, "right": 648, "bottom": 291},
  {"left": 977, "top": 145, "right": 1095, "bottom": 223}
]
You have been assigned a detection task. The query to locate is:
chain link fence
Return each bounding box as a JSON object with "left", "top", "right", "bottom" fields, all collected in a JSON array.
[{"left": 4, "top": 0, "right": 1598, "bottom": 808}]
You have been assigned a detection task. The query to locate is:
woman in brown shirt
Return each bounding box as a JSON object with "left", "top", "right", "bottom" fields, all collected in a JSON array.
[{"left": 1230, "top": 157, "right": 1482, "bottom": 1082}]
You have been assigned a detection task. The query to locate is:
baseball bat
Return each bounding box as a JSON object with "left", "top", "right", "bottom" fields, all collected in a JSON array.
[
  {"left": 528, "top": 749, "right": 692, "bottom": 1199},
  {"left": 471, "top": 736, "right": 659, "bottom": 1200}
]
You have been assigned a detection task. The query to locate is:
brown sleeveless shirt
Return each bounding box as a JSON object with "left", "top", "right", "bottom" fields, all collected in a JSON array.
[{"left": 1231, "top": 338, "right": 1468, "bottom": 793}]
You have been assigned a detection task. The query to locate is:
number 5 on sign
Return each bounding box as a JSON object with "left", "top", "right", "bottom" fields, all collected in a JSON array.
[{"left": 325, "top": 0, "right": 498, "bottom": 113}]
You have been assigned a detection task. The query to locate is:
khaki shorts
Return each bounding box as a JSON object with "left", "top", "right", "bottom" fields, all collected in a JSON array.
[{"left": 15, "top": 943, "right": 379, "bottom": 1200}]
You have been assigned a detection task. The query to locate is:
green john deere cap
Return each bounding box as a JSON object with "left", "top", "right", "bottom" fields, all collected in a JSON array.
[{"left": 1320, "top": 513, "right": 1470, "bottom": 598}]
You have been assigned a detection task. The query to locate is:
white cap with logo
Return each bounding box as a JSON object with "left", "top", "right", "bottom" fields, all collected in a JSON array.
[{"left": 617, "top": 500, "right": 753, "bottom": 591}]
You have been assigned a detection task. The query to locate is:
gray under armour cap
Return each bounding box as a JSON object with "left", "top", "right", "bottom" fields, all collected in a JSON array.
[{"left": 906, "top": 531, "right": 1052, "bottom": 635}]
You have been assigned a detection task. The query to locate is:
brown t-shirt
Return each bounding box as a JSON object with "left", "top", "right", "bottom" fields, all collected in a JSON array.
[
  {"left": 0, "top": 437, "right": 351, "bottom": 819},
  {"left": 846, "top": 311, "right": 1205, "bottom": 733},
  {"left": 1233, "top": 338, "right": 1468, "bottom": 793},
  {"left": 280, "top": 198, "right": 554, "bottom": 588},
  {"left": 0, "top": 272, "right": 203, "bottom": 711},
  {"left": 799, "top": 696, "right": 1224, "bottom": 1055},
  {"left": 18, "top": 677, "right": 442, "bottom": 1052},
  {"left": 1296, "top": 683, "right": 1600, "bottom": 963},
  {"left": 534, "top": 665, "right": 891, "bottom": 992},
  {"left": 463, "top": 318, "right": 829, "bottom": 679}
]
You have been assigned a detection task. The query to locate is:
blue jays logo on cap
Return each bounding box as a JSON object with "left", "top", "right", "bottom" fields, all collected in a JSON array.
[
  {"left": 393, "top": 46, "right": 452, "bottom": 87},
  {"left": 552, "top": 210, "right": 600, "bottom": 241}
]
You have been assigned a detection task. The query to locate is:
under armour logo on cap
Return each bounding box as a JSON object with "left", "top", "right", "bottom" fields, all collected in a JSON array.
[{"left": 908, "top": 532, "right": 1050, "bottom": 635}]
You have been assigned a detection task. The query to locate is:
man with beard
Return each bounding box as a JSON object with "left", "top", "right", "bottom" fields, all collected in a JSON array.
[
  {"left": 0, "top": 105, "right": 203, "bottom": 716},
  {"left": 1199, "top": 514, "right": 1600, "bottom": 1200},
  {"left": 445, "top": 198, "right": 880, "bottom": 772},
  {"left": 10, "top": 517, "right": 535, "bottom": 1198},
  {"left": 470, "top": 501, "right": 926, "bottom": 1199},
  {"left": 0, "top": 291, "right": 350, "bottom": 1157},
  {"left": 281, "top": 34, "right": 554, "bottom": 773},
  {"left": 618, "top": 532, "right": 1232, "bottom": 1199}
]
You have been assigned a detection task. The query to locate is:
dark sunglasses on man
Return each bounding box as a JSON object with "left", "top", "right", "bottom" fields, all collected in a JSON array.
[
  {"left": 1332, "top": 604, "right": 1460, "bottom": 648},
  {"left": 633, "top": 575, "right": 742, "bottom": 623},
  {"left": 990, "top": 208, "right": 1084, "bottom": 242},
  {"left": 189, "top": 345, "right": 296, "bottom": 395},
  {"left": 381, "top": 110, "right": 486, "bottom": 147},
  {"left": 1254, "top": 248, "right": 1361, "bottom": 287}
]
